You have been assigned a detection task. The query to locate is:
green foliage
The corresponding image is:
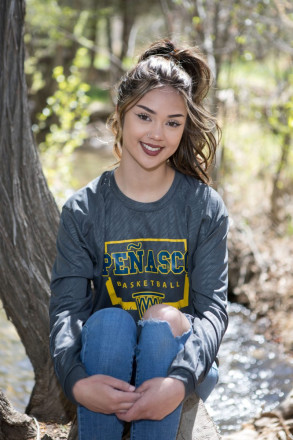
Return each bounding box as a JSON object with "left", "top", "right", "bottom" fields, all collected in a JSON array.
[
  {"left": 219, "top": 56, "right": 276, "bottom": 91},
  {"left": 25, "top": 57, "right": 45, "bottom": 94},
  {"left": 268, "top": 100, "right": 293, "bottom": 138},
  {"left": 218, "top": 51, "right": 293, "bottom": 231},
  {"left": 286, "top": 217, "right": 293, "bottom": 236},
  {"left": 34, "top": 49, "right": 90, "bottom": 203},
  {"left": 263, "top": 68, "right": 293, "bottom": 181},
  {"left": 23, "top": 0, "right": 293, "bottom": 229},
  {"left": 192, "top": 16, "right": 201, "bottom": 26},
  {"left": 221, "top": 120, "right": 278, "bottom": 182},
  {"left": 86, "top": 86, "right": 111, "bottom": 103},
  {"left": 25, "top": 0, "right": 77, "bottom": 52},
  {"left": 235, "top": 35, "right": 246, "bottom": 46},
  {"left": 25, "top": 0, "right": 94, "bottom": 94}
]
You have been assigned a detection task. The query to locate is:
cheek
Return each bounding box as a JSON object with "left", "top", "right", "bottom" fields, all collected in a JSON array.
[
  {"left": 122, "top": 127, "right": 142, "bottom": 148},
  {"left": 172, "top": 131, "right": 185, "bottom": 149}
]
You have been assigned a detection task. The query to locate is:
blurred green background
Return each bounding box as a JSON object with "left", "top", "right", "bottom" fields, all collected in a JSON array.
[{"left": 24, "top": 0, "right": 293, "bottom": 235}]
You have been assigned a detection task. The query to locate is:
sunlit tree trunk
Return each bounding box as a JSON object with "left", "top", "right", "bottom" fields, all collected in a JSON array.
[
  {"left": 119, "top": 0, "right": 137, "bottom": 61},
  {"left": 105, "top": 14, "right": 122, "bottom": 85},
  {"left": 271, "top": 132, "right": 291, "bottom": 225},
  {"left": 0, "top": 0, "right": 74, "bottom": 423},
  {"left": 159, "top": 0, "right": 174, "bottom": 38}
]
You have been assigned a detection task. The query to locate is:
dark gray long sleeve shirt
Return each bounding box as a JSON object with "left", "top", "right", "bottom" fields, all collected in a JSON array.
[{"left": 49, "top": 170, "right": 229, "bottom": 404}]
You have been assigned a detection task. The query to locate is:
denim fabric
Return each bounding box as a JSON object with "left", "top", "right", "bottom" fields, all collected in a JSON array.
[
  {"left": 78, "top": 308, "right": 218, "bottom": 440},
  {"left": 78, "top": 308, "right": 137, "bottom": 440}
]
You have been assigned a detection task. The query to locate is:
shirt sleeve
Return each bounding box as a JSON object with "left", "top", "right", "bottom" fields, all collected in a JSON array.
[
  {"left": 49, "top": 206, "right": 94, "bottom": 404},
  {"left": 167, "top": 190, "right": 229, "bottom": 397}
]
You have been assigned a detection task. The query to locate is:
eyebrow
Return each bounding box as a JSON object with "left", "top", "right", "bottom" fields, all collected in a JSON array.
[{"left": 136, "top": 104, "right": 185, "bottom": 118}]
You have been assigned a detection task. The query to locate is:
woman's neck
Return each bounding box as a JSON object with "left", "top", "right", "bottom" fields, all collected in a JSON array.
[{"left": 114, "top": 163, "right": 175, "bottom": 203}]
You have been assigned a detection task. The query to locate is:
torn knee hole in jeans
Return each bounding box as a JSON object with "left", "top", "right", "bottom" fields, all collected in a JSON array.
[
  {"left": 138, "top": 317, "right": 171, "bottom": 328},
  {"left": 138, "top": 318, "right": 191, "bottom": 340}
]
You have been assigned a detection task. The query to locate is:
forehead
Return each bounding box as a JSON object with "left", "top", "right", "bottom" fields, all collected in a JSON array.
[{"left": 136, "top": 86, "right": 187, "bottom": 114}]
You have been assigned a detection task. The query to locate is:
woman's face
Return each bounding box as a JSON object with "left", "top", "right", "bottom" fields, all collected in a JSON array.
[{"left": 120, "top": 86, "right": 187, "bottom": 174}]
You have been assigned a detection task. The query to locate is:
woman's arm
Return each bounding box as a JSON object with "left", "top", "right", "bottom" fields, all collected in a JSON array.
[
  {"left": 168, "top": 191, "right": 229, "bottom": 396},
  {"left": 49, "top": 206, "right": 95, "bottom": 403}
]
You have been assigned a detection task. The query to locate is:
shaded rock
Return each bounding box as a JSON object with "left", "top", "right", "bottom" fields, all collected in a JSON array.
[
  {"left": 122, "top": 394, "right": 221, "bottom": 440},
  {"left": 177, "top": 394, "right": 221, "bottom": 440}
]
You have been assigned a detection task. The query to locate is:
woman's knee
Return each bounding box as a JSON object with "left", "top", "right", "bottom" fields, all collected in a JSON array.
[
  {"left": 142, "top": 304, "right": 191, "bottom": 337},
  {"left": 85, "top": 307, "right": 136, "bottom": 333},
  {"left": 81, "top": 308, "right": 137, "bottom": 371},
  {"left": 82, "top": 308, "right": 137, "bottom": 353}
]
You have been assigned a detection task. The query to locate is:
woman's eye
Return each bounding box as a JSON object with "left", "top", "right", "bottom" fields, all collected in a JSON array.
[
  {"left": 136, "top": 113, "right": 150, "bottom": 121},
  {"left": 168, "top": 120, "right": 181, "bottom": 128}
]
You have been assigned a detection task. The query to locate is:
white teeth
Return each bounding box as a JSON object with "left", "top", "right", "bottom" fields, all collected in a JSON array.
[{"left": 141, "top": 142, "right": 160, "bottom": 152}]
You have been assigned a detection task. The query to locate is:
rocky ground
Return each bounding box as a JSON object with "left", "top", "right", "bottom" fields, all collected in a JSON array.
[
  {"left": 221, "top": 201, "right": 293, "bottom": 439},
  {"left": 228, "top": 213, "right": 293, "bottom": 354},
  {"left": 222, "top": 389, "right": 293, "bottom": 440}
]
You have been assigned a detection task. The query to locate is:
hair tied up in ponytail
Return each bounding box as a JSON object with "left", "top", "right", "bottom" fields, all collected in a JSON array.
[{"left": 160, "top": 50, "right": 180, "bottom": 64}]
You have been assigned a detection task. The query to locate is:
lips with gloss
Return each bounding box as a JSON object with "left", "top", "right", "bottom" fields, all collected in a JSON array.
[{"left": 140, "top": 142, "right": 163, "bottom": 156}]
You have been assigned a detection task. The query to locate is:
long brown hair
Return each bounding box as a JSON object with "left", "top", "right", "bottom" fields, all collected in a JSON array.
[{"left": 108, "top": 39, "right": 220, "bottom": 184}]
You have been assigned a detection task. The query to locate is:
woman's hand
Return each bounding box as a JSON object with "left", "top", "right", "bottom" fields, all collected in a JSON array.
[
  {"left": 72, "top": 374, "right": 141, "bottom": 414},
  {"left": 116, "top": 377, "right": 185, "bottom": 422}
]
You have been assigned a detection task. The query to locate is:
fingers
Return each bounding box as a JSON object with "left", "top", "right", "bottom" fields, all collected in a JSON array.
[
  {"left": 116, "top": 405, "right": 139, "bottom": 421},
  {"left": 116, "top": 388, "right": 148, "bottom": 422},
  {"left": 102, "top": 375, "right": 136, "bottom": 393},
  {"left": 135, "top": 380, "right": 151, "bottom": 393},
  {"left": 72, "top": 374, "right": 140, "bottom": 414},
  {"left": 112, "top": 388, "right": 141, "bottom": 406},
  {"left": 117, "top": 377, "right": 185, "bottom": 422},
  {"left": 115, "top": 399, "right": 137, "bottom": 412}
]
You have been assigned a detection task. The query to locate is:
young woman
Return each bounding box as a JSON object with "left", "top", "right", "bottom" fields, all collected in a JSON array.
[{"left": 50, "top": 39, "right": 229, "bottom": 440}]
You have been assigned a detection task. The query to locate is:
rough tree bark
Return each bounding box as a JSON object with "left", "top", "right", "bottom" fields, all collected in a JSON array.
[
  {"left": 0, "top": 390, "right": 37, "bottom": 440},
  {"left": 0, "top": 0, "right": 74, "bottom": 423}
]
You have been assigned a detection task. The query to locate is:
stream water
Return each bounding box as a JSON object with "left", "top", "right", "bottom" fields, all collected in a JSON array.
[
  {"left": 0, "top": 301, "right": 292, "bottom": 435},
  {"left": 205, "top": 303, "right": 293, "bottom": 435},
  {"left": 0, "top": 304, "right": 34, "bottom": 411}
]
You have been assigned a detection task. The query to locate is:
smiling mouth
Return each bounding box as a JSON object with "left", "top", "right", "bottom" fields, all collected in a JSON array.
[{"left": 140, "top": 142, "right": 162, "bottom": 154}]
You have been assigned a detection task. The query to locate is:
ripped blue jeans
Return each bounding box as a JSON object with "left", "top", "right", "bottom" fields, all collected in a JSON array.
[{"left": 78, "top": 308, "right": 218, "bottom": 440}]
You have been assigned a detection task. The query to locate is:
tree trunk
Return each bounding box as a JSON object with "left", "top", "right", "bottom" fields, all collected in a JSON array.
[
  {"left": 0, "top": 0, "right": 74, "bottom": 423},
  {"left": 159, "top": 0, "right": 174, "bottom": 39},
  {"left": 106, "top": 15, "right": 124, "bottom": 85},
  {"left": 0, "top": 390, "right": 37, "bottom": 440},
  {"left": 119, "top": 0, "right": 136, "bottom": 62},
  {"left": 270, "top": 132, "right": 291, "bottom": 225}
]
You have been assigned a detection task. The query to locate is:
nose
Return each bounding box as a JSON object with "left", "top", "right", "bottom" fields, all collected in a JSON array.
[{"left": 148, "top": 123, "right": 163, "bottom": 141}]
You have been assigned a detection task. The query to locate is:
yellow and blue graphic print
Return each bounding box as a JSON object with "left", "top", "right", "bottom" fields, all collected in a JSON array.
[{"left": 102, "top": 238, "right": 189, "bottom": 318}]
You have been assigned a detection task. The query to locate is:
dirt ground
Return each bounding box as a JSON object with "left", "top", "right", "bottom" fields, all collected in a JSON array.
[{"left": 37, "top": 422, "right": 71, "bottom": 440}]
